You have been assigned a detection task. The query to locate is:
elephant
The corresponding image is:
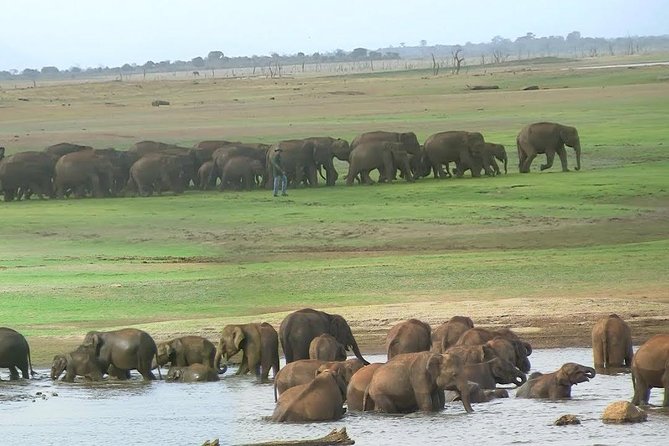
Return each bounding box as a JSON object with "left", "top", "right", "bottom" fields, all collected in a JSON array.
[
  {"left": 50, "top": 344, "right": 104, "bottom": 382},
  {"left": 220, "top": 156, "right": 265, "bottom": 191},
  {"left": 346, "top": 363, "right": 383, "bottom": 411},
  {"left": 516, "top": 122, "right": 581, "bottom": 173},
  {"left": 54, "top": 149, "right": 115, "bottom": 198},
  {"left": 279, "top": 308, "right": 368, "bottom": 364},
  {"left": 483, "top": 142, "right": 507, "bottom": 175},
  {"left": 346, "top": 142, "right": 413, "bottom": 185},
  {"left": 422, "top": 131, "right": 494, "bottom": 178},
  {"left": 210, "top": 143, "right": 269, "bottom": 189},
  {"left": 444, "top": 382, "right": 509, "bottom": 404},
  {"left": 0, "top": 327, "right": 35, "bottom": 380},
  {"left": 197, "top": 160, "right": 215, "bottom": 190},
  {"left": 515, "top": 362, "right": 596, "bottom": 399},
  {"left": 125, "top": 153, "right": 186, "bottom": 196},
  {"left": 303, "top": 136, "right": 349, "bottom": 186},
  {"left": 592, "top": 314, "right": 633, "bottom": 370},
  {"left": 363, "top": 351, "right": 473, "bottom": 414},
  {"left": 265, "top": 139, "right": 321, "bottom": 188},
  {"left": 156, "top": 335, "right": 217, "bottom": 369},
  {"left": 386, "top": 319, "right": 432, "bottom": 360},
  {"left": 350, "top": 130, "right": 421, "bottom": 156},
  {"left": 128, "top": 141, "right": 199, "bottom": 186},
  {"left": 214, "top": 322, "right": 279, "bottom": 381},
  {"left": 309, "top": 334, "right": 347, "bottom": 361},
  {"left": 194, "top": 140, "right": 241, "bottom": 151},
  {"left": 165, "top": 364, "right": 220, "bottom": 382},
  {"left": 271, "top": 368, "right": 348, "bottom": 422},
  {"left": 273, "top": 358, "right": 364, "bottom": 400},
  {"left": 432, "top": 316, "right": 474, "bottom": 353},
  {"left": 0, "top": 149, "right": 56, "bottom": 201},
  {"left": 631, "top": 334, "right": 669, "bottom": 406},
  {"left": 484, "top": 337, "right": 531, "bottom": 373},
  {"left": 463, "top": 356, "right": 526, "bottom": 389},
  {"left": 44, "top": 142, "right": 93, "bottom": 159},
  {"left": 82, "top": 328, "right": 159, "bottom": 381},
  {"left": 457, "top": 328, "right": 532, "bottom": 373}
]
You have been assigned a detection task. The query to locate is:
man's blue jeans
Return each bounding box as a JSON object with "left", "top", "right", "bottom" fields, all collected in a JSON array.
[{"left": 273, "top": 174, "right": 287, "bottom": 196}]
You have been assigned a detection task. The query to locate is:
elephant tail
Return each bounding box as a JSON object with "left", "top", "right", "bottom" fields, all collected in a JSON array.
[
  {"left": 317, "top": 165, "right": 326, "bottom": 181},
  {"left": 154, "top": 353, "right": 163, "bottom": 380},
  {"left": 362, "top": 385, "right": 373, "bottom": 412},
  {"left": 273, "top": 379, "right": 279, "bottom": 402}
]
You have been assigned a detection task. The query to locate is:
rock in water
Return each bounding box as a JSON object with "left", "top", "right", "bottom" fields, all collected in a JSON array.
[
  {"left": 602, "top": 401, "right": 647, "bottom": 423},
  {"left": 554, "top": 414, "right": 581, "bottom": 426}
]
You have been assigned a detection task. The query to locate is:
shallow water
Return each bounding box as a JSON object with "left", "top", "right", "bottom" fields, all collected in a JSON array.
[{"left": 1, "top": 348, "right": 667, "bottom": 446}]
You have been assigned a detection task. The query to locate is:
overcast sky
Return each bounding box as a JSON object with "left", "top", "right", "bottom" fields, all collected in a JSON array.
[{"left": 1, "top": 0, "right": 667, "bottom": 71}]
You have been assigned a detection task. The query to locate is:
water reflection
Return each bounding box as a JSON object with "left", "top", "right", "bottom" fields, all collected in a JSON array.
[{"left": 1, "top": 348, "right": 668, "bottom": 445}]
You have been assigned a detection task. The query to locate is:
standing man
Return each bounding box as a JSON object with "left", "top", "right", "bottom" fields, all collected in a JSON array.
[{"left": 270, "top": 145, "right": 288, "bottom": 197}]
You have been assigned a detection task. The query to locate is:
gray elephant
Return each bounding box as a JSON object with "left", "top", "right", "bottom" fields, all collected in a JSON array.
[
  {"left": 165, "top": 364, "right": 219, "bottom": 382},
  {"left": 631, "top": 334, "right": 669, "bottom": 406},
  {"left": 82, "top": 328, "right": 159, "bottom": 380},
  {"left": 156, "top": 335, "right": 217, "bottom": 369},
  {"left": 220, "top": 156, "right": 265, "bottom": 191},
  {"left": 266, "top": 139, "right": 319, "bottom": 188},
  {"left": 303, "top": 136, "right": 349, "bottom": 186},
  {"left": 350, "top": 130, "right": 421, "bottom": 156},
  {"left": 422, "top": 131, "right": 494, "bottom": 178},
  {"left": 54, "top": 149, "right": 114, "bottom": 198},
  {"left": 0, "top": 148, "right": 56, "bottom": 201},
  {"left": 364, "top": 351, "right": 473, "bottom": 413},
  {"left": 308, "top": 334, "right": 347, "bottom": 361},
  {"left": 279, "top": 308, "right": 368, "bottom": 364},
  {"left": 346, "top": 142, "right": 413, "bottom": 185},
  {"left": 456, "top": 327, "right": 532, "bottom": 373},
  {"left": 0, "top": 327, "right": 35, "bottom": 379},
  {"left": 592, "top": 314, "right": 633, "bottom": 371},
  {"left": 386, "top": 319, "right": 432, "bottom": 360},
  {"left": 50, "top": 344, "right": 104, "bottom": 382},
  {"left": 44, "top": 142, "right": 93, "bottom": 159},
  {"left": 215, "top": 322, "right": 279, "bottom": 381},
  {"left": 197, "top": 160, "right": 215, "bottom": 190},
  {"left": 463, "top": 356, "right": 526, "bottom": 389},
  {"left": 516, "top": 122, "right": 581, "bottom": 173},
  {"left": 516, "top": 362, "right": 595, "bottom": 399},
  {"left": 210, "top": 143, "right": 269, "bottom": 189},
  {"left": 128, "top": 141, "right": 199, "bottom": 186},
  {"left": 271, "top": 368, "right": 348, "bottom": 422},
  {"left": 126, "top": 153, "right": 185, "bottom": 196},
  {"left": 483, "top": 142, "right": 507, "bottom": 175},
  {"left": 432, "top": 316, "right": 474, "bottom": 353}
]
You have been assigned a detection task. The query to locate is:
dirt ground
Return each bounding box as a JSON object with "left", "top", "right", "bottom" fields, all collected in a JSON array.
[{"left": 28, "top": 289, "right": 668, "bottom": 366}]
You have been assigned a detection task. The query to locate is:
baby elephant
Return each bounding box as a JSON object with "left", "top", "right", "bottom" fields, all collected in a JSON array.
[
  {"left": 50, "top": 344, "right": 105, "bottom": 382},
  {"left": 271, "top": 368, "right": 347, "bottom": 422},
  {"left": 309, "top": 334, "right": 347, "bottom": 361},
  {"left": 515, "top": 362, "right": 595, "bottom": 399},
  {"left": 165, "top": 364, "right": 220, "bottom": 382}
]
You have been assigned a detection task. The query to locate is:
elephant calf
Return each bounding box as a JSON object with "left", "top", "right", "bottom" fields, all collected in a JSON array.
[
  {"left": 271, "top": 369, "right": 347, "bottom": 422},
  {"left": 463, "top": 356, "right": 526, "bottom": 389},
  {"left": 515, "top": 362, "right": 595, "bottom": 399},
  {"left": 274, "top": 358, "right": 364, "bottom": 401},
  {"left": 166, "top": 364, "right": 219, "bottom": 382},
  {"left": 309, "top": 334, "right": 346, "bottom": 361},
  {"left": 50, "top": 345, "right": 104, "bottom": 382},
  {"left": 346, "top": 363, "right": 384, "bottom": 411}
]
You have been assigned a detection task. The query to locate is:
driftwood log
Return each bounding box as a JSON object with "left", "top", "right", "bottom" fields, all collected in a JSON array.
[
  {"left": 230, "top": 428, "right": 355, "bottom": 446},
  {"left": 467, "top": 85, "right": 499, "bottom": 90}
]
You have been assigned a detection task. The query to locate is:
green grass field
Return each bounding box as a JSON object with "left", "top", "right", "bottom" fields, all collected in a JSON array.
[{"left": 1, "top": 57, "right": 668, "bottom": 362}]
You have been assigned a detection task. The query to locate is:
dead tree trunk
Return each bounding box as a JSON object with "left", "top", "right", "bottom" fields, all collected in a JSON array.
[
  {"left": 452, "top": 49, "right": 464, "bottom": 75},
  {"left": 231, "top": 428, "right": 355, "bottom": 446}
]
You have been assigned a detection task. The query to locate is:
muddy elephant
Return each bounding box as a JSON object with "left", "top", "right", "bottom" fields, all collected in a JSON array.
[
  {"left": 422, "top": 131, "right": 494, "bottom": 178},
  {"left": 274, "top": 358, "right": 364, "bottom": 400},
  {"left": 457, "top": 328, "right": 532, "bottom": 373},
  {"left": 346, "top": 363, "right": 383, "bottom": 411},
  {"left": 346, "top": 142, "right": 413, "bottom": 185},
  {"left": 50, "top": 344, "right": 104, "bottom": 382},
  {"left": 279, "top": 308, "right": 368, "bottom": 364},
  {"left": 220, "top": 156, "right": 265, "bottom": 191},
  {"left": 44, "top": 142, "right": 93, "bottom": 159},
  {"left": 156, "top": 335, "right": 217, "bottom": 369},
  {"left": 165, "top": 364, "right": 220, "bottom": 382},
  {"left": 516, "top": 122, "right": 581, "bottom": 173},
  {"left": 484, "top": 337, "right": 531, "bottom": 373},
  {"left": 54, "top": 149, "right": 115, "bottom": 198},
  {"left": 364, "top": 351, "right": 473, "bottom": 413},
  {"left": 463, "top": 356, "right": 526, "bottom": 389},
  {"left": 516, "top": 362, "right": 595, "bottom": 399},
  {"left": 126, "top": 153, "right": 186, "bottom": 196},
  {"left": 271, "top": 368, "right": 348, "bottom": 422},
  {"left": 386, "top": 319, "right": 432, "bottom": 360},
  {"left": 215, "top": 322, "right": 279, "bottom": 381},
  {"left": 0, "top": 327, "right": 35, "bottom": 380},
  {"left": 0, "top": 149, "right": 55, "bottom": 201},
  {"left": 303, "top": 136, "right": 349, "bottom": 186},
  {"left": 445, "top": 382, "right": 509, "bottom": 404},
  {"left": 631, "top": 334, "right": 669, "bottom": 406},
  {"left": 592, "top": 314, "right": 633, "bottom": 370},
  {"left": 82, "top": 328, "right": 159, "bottom": 381},
  {"left": 432, "top": 316, "right": 474, "bottom": 353},
  {"left": 309, "top": 334, "right": 347, "bottom": 361}
]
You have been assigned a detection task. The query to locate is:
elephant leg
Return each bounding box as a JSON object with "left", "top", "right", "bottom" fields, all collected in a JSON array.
[
  {"left": 9, "top": 365, "right": 20, "bottom": 380},
  {"left": 521, "top": 152, "right": 537, "bottom": 173},
  {"left": 662, "top": 369, "right": 669, "bottom": 407},
  {"left": 372, "top": 394, "right": 398, "bottom": 413},
  {"left": 415, "top": 391, "right": 436, "bottom": 412},
  {"left": 556, "top": 146, "right": 570, "bottom": 171},
  {"left": 540, "top": 150, "right": 556, "bottom": 171},
  {"left": 236, "top": 351, "right": 250, "bottom": 375}
]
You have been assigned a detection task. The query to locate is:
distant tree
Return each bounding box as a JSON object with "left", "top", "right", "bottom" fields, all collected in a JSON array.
[
  {"left": 207, "top": 50, "right": 224, "bottom": 61},
  {"left": 452, "top": 48, "right": 464, "bottom": 74},
  {"left": 297, "top": 52, "right": 305, "bottom": 57},
  {"left": 369, "top": 51, "right": 382, "bottom": 59},
  {"left": 191, "top": 56, "right": 205, "bottom": 67},
  {"left": 351, "top": 48, "right": 368, "bottom": 58},
  {"left": 40, "top": 66, "right": 59, "bottom": 75},
  {"left": 121, "top": 63, "right": 134, "bottom": 72},
  {"left": 566, "top": 31, "right": 582, "bottom": 42},
  {"left": 22, "top": 68, "right": 39, "bottom": 77},
  {"left": 143, "top": 60, "right": 156, "bottom": 69},
  {"left": 420, "top": 39, "right": 427, "bottom": 47},
  {"left": 399, "top": 42, "right": 406, "bottom": 48}
]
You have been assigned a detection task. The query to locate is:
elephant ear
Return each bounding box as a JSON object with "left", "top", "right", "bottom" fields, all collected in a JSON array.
[
  {"left": 233, "top": 326, "right": 246, "bottom": 350},
  {"left": 481, "top": 345, "right": 497, "bottom": 362},
  {"left": 330, "top": 316, "right": 352, "bottom": 350},
  {"left": 556, "top": 366, "right": 572, "bottom": 386},
  {"left": 426, "top": 353, "right": 443, "bottom": 382}
]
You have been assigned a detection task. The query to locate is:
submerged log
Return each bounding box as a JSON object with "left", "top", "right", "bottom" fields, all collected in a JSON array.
[
  {"left": 233, "top": 427, "right": 355, "bottom": 446},
  {"left": 467, "top": 85, "right": 499, "bottom": 90}
]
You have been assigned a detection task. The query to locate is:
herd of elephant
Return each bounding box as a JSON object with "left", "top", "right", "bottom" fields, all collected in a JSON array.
[
  {"left": 0, "top": 122, "right": 582, "bottom": 201},
  {"left": 1, "top": 311, "right": 667, "bottom": 423}
]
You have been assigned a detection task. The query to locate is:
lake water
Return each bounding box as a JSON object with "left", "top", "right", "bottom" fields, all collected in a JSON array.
[{"left": 1, "top": 348, "right": 667, "bottom": 445}]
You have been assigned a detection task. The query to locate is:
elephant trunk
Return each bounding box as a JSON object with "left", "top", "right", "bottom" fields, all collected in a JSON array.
[
  {"left": 214, "top": 350, "right": 226, "bottom": 373},
  {"left": 514, "top": 369, "right": 527, "bottom": 387},
  {"left": 350, "top": 339, "right": 369, "bottom": 365},
  {"left": 584, "top": 366, "right": 596, "bottom": 379},
  {"left": 574, "top": 142, "right": 581, "bottom": 171},
  {"left": 457, "top": 375, "right": 474, "bottom": 413}
]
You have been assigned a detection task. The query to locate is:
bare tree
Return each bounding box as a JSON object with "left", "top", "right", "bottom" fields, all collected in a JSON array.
[
  {"left": 452, "top": 49, "right": 464, "bottom": 75},
  {"left": 431, "top": 53, "right": 440, "bottom": 76}
]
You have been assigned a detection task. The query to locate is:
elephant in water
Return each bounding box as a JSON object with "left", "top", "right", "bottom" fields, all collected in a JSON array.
[
  {"left": 515, "top": 362, "right": 595, "bottom": 399},
  {"left": 516, "top": 122, "right": 581, "bottom": 173},
  {"left": 591, "top": 314, "right": 633, "bottom": 371},
  {"left": 432, "top": 316, "right": 474, "bottom": 353},
  {"left": 386, "top": 319, "right": 432, "bottom": 360},
  {"left": 273, "top": 358, "right": 364, "bottom": 400},
  {"left": 309, "top": 334, "right": 347, "bottom": 361},
  {"left": 82, "top": 328, "right": 159, "bottom": 380},
  {"left": 166, "top": 364, "right": 219, "bottom": 382},
  {"left": 51, "top": 344, "right": 104, "bottom": 382},
  {"left": 156, "top": 335, "right": 218, "bottom": 370},
  {"left": 215, "top": 322, "right": 279, "bottom": 381},
  {"left": 0, "top": 327, "right": 35, "bottom": 379},
  {"left": 631, "top": 334, "right": 669, "bottom": 406},
  {"left": 346, "top": 363, "right": 384, "bottom": 411}
]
